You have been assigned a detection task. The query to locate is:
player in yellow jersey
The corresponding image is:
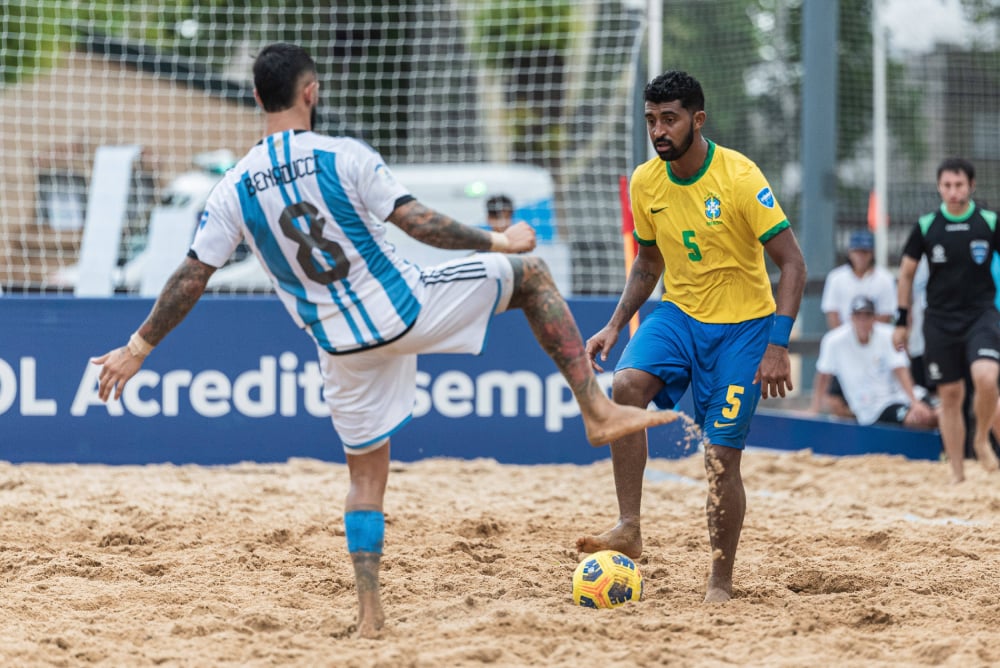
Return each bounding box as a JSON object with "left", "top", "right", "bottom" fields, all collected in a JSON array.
[{"left": 576, "top": 71, "right": 806, "bottom": 603}]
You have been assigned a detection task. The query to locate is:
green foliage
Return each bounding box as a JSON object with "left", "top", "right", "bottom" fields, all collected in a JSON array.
[
  {"left": 468, "top": 1, "right": 577, "bottom": 169},
  {"left": 660, "top": 0, "right": 760, "bottom": 145},
  {"left": 786, "top": 0, "right": 925, "bottom": 165},
  {"left": 470, "top": 0, "right": 575, "bottom": 68},
  {"left": 958, "top": 0, "right": 1000, "bottom": 21},
  {"left": 1, "top": 1, "right": 61, "bottom": 84},
  {"left": 0, "top": 0, "right": 189, "bottom": 84}
]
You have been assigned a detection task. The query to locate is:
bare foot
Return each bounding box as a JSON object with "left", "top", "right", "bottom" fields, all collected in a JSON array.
[
  {"left": 575, "top": 520, "right": 642, "bottom": 559},
  {"left": 972, "top": 441, "right": 1000, "bottom": 472},
  {"left": 704, "top": 573, "right": 733, "bottom": 603},
  {"left": 356, "top": 589, "right": 385, "bottom": 639},
  {"left": 584, "top": 400, "right": 683, "bottom": 447},
  {"left": 704, "top": 586, "right": 732, "bottom": 603}
]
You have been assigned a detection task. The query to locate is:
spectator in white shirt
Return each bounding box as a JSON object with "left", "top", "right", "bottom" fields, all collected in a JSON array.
[
  {"left": 811, "top": 296, "right": 936, "bottom": 428},
  {"left": 814, "top": 230, "right": 898, "bottom": 416},
  {"left": 821, "top": 230, "right": 897, "bottom": 327}
]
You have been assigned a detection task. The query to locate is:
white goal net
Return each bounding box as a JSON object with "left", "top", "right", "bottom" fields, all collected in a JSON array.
[
  {"left": 2, "top": 1, "right": 999, "bottom": 296},
  {"left": 0, "top": 0, "right": 644, "bottom": 295}
]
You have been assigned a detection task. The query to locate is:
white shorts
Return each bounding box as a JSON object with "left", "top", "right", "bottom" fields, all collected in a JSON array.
[{"left": 318, "top": 254, "right": 515, "bottom": 453}]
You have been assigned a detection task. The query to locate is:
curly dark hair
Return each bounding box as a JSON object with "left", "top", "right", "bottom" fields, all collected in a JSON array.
[{"left": 644, "top": 71, "right": 704, "bottom": 112}]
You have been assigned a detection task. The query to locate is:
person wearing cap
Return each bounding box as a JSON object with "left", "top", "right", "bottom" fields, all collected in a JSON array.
[
  {"left": 810, "top": 295, "right": 936, "bottom": 429},
  {"left": 814, "top": 230, "right": 898, "bottom": 416},
  {"left": 485, "top": 194, "right": 515, "bottom": 233},
  {"left": 820, "top": 230, "right": 897, "bottom": 328},
  {"left": 893, "top": 157, "right": 1000, "bottom": 483}
]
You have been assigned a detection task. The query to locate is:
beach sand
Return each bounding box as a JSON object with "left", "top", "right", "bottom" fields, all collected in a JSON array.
[{"left": 0, "top": 449, "right": 998, "bottom": 667}]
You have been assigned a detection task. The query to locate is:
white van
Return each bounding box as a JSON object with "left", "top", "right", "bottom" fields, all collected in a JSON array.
[
  {"left": 384, "top": 162, "right": 571, "bottom": 295},
  {"left": 54, "top": 159, "right": 571, "bottom": 296}
]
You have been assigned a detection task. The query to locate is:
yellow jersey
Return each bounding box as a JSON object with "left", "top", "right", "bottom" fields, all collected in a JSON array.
[{"left": 630, "top": 140, "right": 789, "bottom": 323}]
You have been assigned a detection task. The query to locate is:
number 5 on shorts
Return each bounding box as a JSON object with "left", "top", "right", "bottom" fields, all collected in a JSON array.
[{"left": 721, "top": 385, "right": 744, "bottom": 420}]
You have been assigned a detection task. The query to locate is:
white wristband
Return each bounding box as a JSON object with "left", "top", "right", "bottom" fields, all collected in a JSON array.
[
  {"left": 489, "top": 231, "right": 511, "bottom": 252},
  {"left": 127, "top": 332, "right": 154, "bottom": 359}
]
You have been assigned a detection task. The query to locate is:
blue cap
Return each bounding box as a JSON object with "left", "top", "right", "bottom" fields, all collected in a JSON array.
[{"left": 848, "top": 230, "right": 874, "bottom": 251}]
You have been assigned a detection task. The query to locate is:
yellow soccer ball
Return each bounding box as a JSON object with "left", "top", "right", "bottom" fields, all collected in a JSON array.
[{"left": 571, "top": 550, "right": 643, "bottom": 608}]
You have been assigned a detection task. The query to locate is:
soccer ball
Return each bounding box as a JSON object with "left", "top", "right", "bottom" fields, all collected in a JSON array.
[{"left": 571, "top": 550, "right": 643, "bottom": 608}]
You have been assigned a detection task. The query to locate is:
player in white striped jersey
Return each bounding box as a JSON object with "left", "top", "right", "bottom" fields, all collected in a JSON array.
[{"left": 92, "top": 43, "right": 677, "bottom": 639}]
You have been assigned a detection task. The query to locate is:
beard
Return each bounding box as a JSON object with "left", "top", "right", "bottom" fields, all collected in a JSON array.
[
  {"left": 654, "top": 124, "right": 694, "bottom": 162},
  {"left": 310, "top": 104, "right": 318, "bottom": 131}
]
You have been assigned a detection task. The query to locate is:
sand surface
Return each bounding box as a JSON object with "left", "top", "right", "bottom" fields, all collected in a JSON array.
[{"left": 1, "top": 449, "right": 998, "bottom": 667}]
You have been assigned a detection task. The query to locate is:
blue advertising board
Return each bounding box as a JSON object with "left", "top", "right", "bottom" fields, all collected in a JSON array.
[
  {"left": 0, "top": 297, "right": 941, "bottom": 465},
  {"left": 0, "top": 296, "right": 696, "bottom": 465}
]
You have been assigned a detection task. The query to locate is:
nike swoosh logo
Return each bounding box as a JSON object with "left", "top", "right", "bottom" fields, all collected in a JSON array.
[
  {"left": 650, "top": 206, "right": 668, "bottom": 214},
  {"left": 713, "top": 420, "right": 736, "bottom": 429}
]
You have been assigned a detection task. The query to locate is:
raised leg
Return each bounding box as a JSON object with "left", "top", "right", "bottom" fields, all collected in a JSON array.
[{"left": 506, "top": 256, "right": 679, "bottom": 445}]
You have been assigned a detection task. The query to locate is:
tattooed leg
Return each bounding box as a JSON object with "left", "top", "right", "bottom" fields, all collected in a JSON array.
[{"left": 505, "top": 256, "right": 678, "bottom": 445}]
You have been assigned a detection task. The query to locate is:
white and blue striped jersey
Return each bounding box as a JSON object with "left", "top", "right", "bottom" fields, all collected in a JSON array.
[{"left": 191, "top": 131, "right": 423, "bottom": 354}]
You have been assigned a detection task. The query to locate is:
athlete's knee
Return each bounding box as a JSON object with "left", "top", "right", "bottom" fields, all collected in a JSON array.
[
  {"left": 704, "top": 444, "right": 742, "bottom": 478},
  {"left": 611, "top": 369, "right": 660, "bottom": 407},
  {"left": 346, "top": 439, "right": 390, "bottom": 506},
  {"left": 509, "top": 255, "right": 553, "bottom": 289},
  {"left": 937, "top": 380, "right": 965, "bottom": 407},
  {"left": 970, "top": 359, "right": 1000, "bottom": 388}
]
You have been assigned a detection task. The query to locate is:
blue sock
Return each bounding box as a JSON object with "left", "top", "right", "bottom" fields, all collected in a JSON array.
[{"left": 345, "top": 510, "right": 384, "bottom": 554}]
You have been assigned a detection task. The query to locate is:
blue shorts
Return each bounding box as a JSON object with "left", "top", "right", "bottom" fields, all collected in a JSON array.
[{"left": 616, "top": 302, "right": 771, "bottom": 449}]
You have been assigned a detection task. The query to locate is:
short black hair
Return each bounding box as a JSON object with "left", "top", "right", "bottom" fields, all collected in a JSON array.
[
  {"left": 486, "top": 194, "right": 514, "bottom": 214},
  {"left": 253, "top": 43, "right": 317, "bottom": 112},
  {"left": 644, "top": 70, "right": 704, "bottom": 112},
  {"left": 937, "top": 157, "right": 975, "bottom": 183}
]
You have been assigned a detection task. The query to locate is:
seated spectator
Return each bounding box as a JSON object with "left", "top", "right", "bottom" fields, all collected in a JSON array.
[
  {"left": 810, "top": 296, "right": 937, "bottom": 429},
  {"left": 815, "top": 230, "right": 898, "bottom": 417},
  {"left": 485, "top": 194, "right": 515, "bottom": 233}
]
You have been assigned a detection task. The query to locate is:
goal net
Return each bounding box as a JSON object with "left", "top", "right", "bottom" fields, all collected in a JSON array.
[
  {"left": 0, "top": 0, "right": 644, "bottom": 295},
  {"left": 1, "top": 1, "right": 998, "bottom": 296}
]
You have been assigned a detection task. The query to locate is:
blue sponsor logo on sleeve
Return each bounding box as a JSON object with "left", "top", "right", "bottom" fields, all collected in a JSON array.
[
  {"left": 756, "top": 187, "right": 775, "bottom": 209},
  {"left": 199, "top": 210, "right": 210, "bottom": 228}
]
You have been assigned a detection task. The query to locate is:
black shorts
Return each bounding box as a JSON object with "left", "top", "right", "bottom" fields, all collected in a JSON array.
[
  {"left": 875, "top": 403, "right": 911, "bottom": 426},
  {"left": 923, "top": 309, "right": 1000, "bottom": 385},
  {"left": 908, "top": 355, "right": 935, "bottom": 391},
  {"left": 825, "top": 375, "right": 845, "bottom": 399}
]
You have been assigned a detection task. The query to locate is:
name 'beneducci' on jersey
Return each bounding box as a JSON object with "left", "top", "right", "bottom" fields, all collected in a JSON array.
[
  {"left": 191, "top": 130, "right": 422, "bottom": 354},
  {"left": 630, "top": 140, "right": 789, "bottom": 324}
]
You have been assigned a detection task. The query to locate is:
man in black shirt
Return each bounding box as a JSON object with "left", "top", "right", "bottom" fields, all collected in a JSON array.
[{"left": 893, "top": 157, "right": 1000, "bottom": 483}]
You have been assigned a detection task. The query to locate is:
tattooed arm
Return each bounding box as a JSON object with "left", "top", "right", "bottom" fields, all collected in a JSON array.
[
  {"left": 135, "top": 257, "right": 215, "bottom": 345},
  {"left": 91, "top": 257, "right": 216, "bottom": 401},
  {"left": 387, "top": 200, "right": 536, "bottom": 254}
]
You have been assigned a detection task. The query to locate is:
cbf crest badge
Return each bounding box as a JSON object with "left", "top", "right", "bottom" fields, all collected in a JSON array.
[
  {"left": 970, "top": 240, "right": 990, "bottom": 265},
  {"left": 704, "top": 195, "right": 722, "bottom": 221}
]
